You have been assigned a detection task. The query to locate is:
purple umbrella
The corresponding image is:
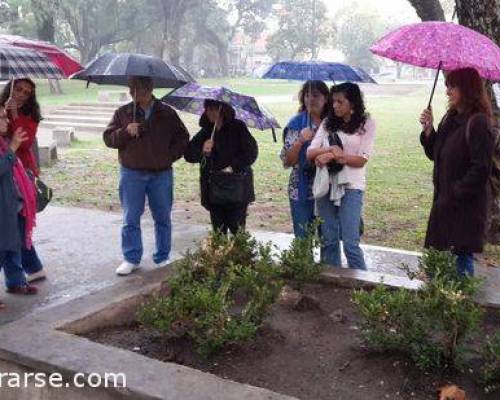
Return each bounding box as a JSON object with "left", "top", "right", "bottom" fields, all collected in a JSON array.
[
  {"left": 162, "top": 83, "right": 281, "bottom": 141},
  {"left": 371, "top": 21, "right": 500, "bottom": 106}
]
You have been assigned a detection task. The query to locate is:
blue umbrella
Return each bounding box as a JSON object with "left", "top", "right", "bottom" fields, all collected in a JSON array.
[
  {"left": 70, "top": 52, "right": 194, "bottom": 88},
  {"left": 262, "top": 60, "right": 376, "bottom": 83}
]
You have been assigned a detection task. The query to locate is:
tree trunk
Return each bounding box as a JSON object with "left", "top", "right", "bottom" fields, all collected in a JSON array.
[
  {"left": 407, "top": 0, "right": 445, "bottom": 21},
  {"left": 455, "top": 0, "right": 499, "bottom": 115}
]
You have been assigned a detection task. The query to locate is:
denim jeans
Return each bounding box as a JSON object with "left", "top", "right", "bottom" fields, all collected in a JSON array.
[
  {"left": 289, "top": 199, "right": 315, "bottom": 239},
  {"left": 455, "top": 253, "right": 474, "bottom": 277},
  {"left": 18, "top": 215, "right": 43, "bottom": 275},
  {"left": 119, "top": 167, "right": 173, "bottom": 265},
  {"left": 0, "top": 216, "right": 29, "bottom": 289},
  {"left": 316, "top": 189, "right": 366, "bottom": 269}
]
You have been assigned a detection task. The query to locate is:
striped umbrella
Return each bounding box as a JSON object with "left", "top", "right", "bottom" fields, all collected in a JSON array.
[{"left": 0, "top": 45, "right": 63, "bottom": 80}]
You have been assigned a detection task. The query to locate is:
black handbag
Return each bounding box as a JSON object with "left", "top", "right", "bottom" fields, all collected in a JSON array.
[
  {"left": 35, "top": 177, "right": 53, "bottom": 213},
  {"left": 208, "top": 168, "right": 254, "bottom": 206}
]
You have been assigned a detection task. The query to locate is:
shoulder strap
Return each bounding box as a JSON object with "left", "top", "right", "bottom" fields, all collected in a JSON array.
[{"left": 464, "top": 113, "right": 480, "bottom": 145}]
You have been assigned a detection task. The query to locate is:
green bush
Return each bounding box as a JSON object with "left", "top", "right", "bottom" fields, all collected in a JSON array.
[
  {"left": 353, "top": 249, "right": 484, "bottom": 370},
  {"left": 279, "top": 220, "right": 324, "bottom": 288},
  {"left": 480, "top": 332, "right": 500, "bottom": 394},
  {"left": 138, "top": 230, "right": 283, "bottom": 357}
]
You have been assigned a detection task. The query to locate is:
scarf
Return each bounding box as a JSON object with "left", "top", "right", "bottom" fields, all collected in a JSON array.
[
  {"left": 285, "top": 112, "right": 316, "bottom": 202},
  {"left": 0, "top": 137, "right": 36, "bottom": 248}
]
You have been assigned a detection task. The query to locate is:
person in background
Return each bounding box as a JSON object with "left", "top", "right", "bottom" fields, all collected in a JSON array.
[
  {"left": 0, "top": 107, "right": 39, "bottom": 301},
  {"left": 103, "top": 76, "right": 189, "bottom": 276},
  {"left": 419, "top": 67, "right": 494, "bottom": 276},
  {"left": 184, "top": 99, "right": 258, "bottom": 235},
  {"left": 307, "top": 83, "right": 376, "bottom": 270},
  {"left": 280, "top": 80, "right": 331, "bottom": 238},
  {"left": 0, "top": 79, "right": 45, "bottom": 282}
]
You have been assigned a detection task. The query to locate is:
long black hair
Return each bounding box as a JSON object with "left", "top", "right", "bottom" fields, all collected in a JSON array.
[
  {"left": 0, "top": 79, "right": 42, "bottom": 123},
  {"left": 298, "top": 80, "right": 331, "bottom": 119},
  {"left": 325, "top": 82, "right": 368, "bottom": 135}
]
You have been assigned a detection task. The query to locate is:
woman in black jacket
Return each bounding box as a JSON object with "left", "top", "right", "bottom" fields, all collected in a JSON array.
[
  {"left": 184, "top": 99, "right": 258, "bottom": 235},
  {"left": 419, "top": 67, "right": 495, "bottom": 276}
]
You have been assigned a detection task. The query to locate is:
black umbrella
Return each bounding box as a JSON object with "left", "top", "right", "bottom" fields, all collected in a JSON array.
[{"left": 70, "top": 52, "right": 194, "bottom": 88}]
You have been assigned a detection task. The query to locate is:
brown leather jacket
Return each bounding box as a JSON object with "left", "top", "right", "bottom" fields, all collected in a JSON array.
[{"left": 103, "top": 99, "right": 189, "bottom": 171}]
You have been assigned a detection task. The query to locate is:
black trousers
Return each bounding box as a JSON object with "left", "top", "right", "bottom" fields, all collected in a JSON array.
[{"left": 209, "top": 204, "right": 248, "bottom": 235}]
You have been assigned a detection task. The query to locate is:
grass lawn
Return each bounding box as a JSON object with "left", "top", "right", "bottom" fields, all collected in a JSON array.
[{"left": 37, "top": 79, "right": 499, "bottom": 264}]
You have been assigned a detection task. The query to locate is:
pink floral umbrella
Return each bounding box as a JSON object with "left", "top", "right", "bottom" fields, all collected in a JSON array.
[{"left": 370, "top": 21, "right": 500, "bottom": 106}]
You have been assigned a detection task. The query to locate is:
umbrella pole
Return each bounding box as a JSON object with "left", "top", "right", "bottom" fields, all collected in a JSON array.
[
  {"left": 133, "top": 87, "right": 137, "bottom": 123},
  {"left": 427, "top": 61, "right": 442, "bottom": 109},
  {"left": 8, "top": 79, "right": 14, "bottom": 102}
]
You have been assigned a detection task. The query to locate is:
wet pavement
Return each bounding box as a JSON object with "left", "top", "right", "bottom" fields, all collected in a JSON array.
[{"left": 0, "top": 205, "right": 498, "bottom": 325}]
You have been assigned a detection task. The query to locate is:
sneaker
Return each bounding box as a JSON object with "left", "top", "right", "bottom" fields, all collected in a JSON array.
[
  {"left": 155, "top": 259, "right": 170, "bottom": 268},
  {"left": 7, "top": 284, "right": 38, "bottom": 295},
  {"left": 115, "top": 261, "right": 141, "bottom": 276},
  {"left": 27, "top": 270, "right": 47, "bottom": 283}
]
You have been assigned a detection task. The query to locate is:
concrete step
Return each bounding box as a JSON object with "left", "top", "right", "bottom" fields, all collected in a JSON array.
[
  {"left": 52, "top": 109, "right": 113, "bottom": 117},
  {"left": 69, "top": 102, "right": 126, "bottom": 109},
  {"left": 44, "top": 114, "right": 111, "bottom": 124},
  {"left": 39, "top": 121, "right": 106, "bottom": 134}
]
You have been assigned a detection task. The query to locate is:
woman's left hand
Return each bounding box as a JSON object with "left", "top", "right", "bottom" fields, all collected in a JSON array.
[{"left": 330, "top": 145, "right": 343, "bottom": 159}]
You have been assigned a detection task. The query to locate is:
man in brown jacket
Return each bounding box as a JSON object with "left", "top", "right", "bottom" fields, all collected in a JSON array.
[{"left": 103, "top": 76, "right": 189, "bottom": 275}]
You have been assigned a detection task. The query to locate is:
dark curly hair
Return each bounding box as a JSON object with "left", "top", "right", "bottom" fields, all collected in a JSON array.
[
  {"left": 298, "top": 80, "right": 331, "bottom": 119},
  {"left": 325, "top": 82, "right": 368, "bottom": 135},
  {"left": 0, "top": 79, "right": 42, "bottom": 123}
]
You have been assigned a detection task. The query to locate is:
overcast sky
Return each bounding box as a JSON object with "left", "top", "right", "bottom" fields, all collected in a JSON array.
[{"left": 325, "top": 0, "right": 420, "bottom": 22}]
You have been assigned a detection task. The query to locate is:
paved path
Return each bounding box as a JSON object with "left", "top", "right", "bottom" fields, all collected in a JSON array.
[{"left": 1, "top": 206, "right": 498, "bottom": 325}]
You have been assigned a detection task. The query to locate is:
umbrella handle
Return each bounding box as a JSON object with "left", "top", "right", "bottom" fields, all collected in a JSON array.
[
  {"left": 427, "top": 61, "right": 442, "bottom": 109},
  {"left": 133, "top": 87, "right": 137, "bottom": 124}
]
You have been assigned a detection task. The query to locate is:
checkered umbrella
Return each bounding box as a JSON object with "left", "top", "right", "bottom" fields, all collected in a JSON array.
[{"left": 0, "top": 45, "right": 64, "bottom": 80}]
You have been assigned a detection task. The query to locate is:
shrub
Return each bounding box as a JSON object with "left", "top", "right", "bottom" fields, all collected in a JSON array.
[
  {"left": 480, "top": 332, "right": 500, "bottom": 394},
  {"left": 138, "top": 230, "right": 283, "bottom": 357},
  {"left": 279, "top": 220, "right": 324, "bottom": 288},
  {"left": 353, "top": 249, "right": 484, "bottom": 370}
]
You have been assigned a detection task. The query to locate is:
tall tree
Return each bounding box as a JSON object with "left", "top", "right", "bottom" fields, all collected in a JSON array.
[
  {"left": 407, "top": 0, "right": 445, "bottom": 21},
  {"left": 30, "top": 0, "right": 58, "bottom": 42},
  {"left": 266, "top": 0, "right": 333, "bottom": 61},
  {"left": 58, "top": 0, "right": 154, "bottom": 63},
  {"left": 221, "top": 0, "right": 276, "bottom": 42},
  {"left": 155, "top": 0, "right": 201, "bottom": 64}
]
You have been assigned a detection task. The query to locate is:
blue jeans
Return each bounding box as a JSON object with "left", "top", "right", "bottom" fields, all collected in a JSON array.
[
  {"left": 456, "top": 253, "right": 474, "bottom": 277},
  {"left": 18, "top": 216, "right": 43, "bottom": 275},
  {"left": 316, "top": 189, "right": 366, "bottom": 269},
  {"left": 119, "top": 167, "right": 173, "bottom": 265},
  {"left": 289, "top": 199, "right": 315, "bottom": 239},
  {"left": 0, "top": 215, "right": 29, "bottom": 289}
]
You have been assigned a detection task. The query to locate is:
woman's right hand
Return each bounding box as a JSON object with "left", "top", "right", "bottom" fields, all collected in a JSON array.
[
  {"left": 299, "top": 127, "right": 314, "bottom": 143},
  {"left": 420, "top": 107, "right": 434, "bottom": 135},
  {"left": 5, "top": 98, "right": 18, "bottom": 120},
  {"left": 202, "top": 139, "right": 214, "bottom": 154},
  {"left": 9, "top": 127, "right": 28, "bottom": 152}
]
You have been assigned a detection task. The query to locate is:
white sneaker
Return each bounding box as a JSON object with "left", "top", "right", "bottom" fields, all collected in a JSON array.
[
  {"left": 115, "top": 261, "right": 141, "bottom": 276},
  {"left": 27, "top": 270, "right": 47, "bottom": 283},
  {"left": 155, "top": 259, "right": 170, "bottom": 268}
]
